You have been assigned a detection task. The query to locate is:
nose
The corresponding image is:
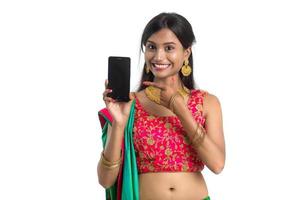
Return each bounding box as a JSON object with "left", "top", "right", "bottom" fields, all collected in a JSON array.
[{"left": 153, "top": 48, "right": 165, "bottom": 61}]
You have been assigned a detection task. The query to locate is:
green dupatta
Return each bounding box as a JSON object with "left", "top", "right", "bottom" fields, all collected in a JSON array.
[{"left": 100, "top": 100, "right": 139, "bottom": 200}]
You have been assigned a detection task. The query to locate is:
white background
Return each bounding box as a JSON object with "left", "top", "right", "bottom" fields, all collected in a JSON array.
[{"left": 1, "top": 0, "right": 300, "bottom": 199}]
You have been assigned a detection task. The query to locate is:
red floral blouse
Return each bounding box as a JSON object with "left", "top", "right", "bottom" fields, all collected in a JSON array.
[{"left": 133, "top": 89, "right": 208, "bottom": 174}]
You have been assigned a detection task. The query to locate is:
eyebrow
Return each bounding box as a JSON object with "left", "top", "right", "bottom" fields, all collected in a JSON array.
[{"left": 147, "top": 40, "right": 176, "bottom": 45}]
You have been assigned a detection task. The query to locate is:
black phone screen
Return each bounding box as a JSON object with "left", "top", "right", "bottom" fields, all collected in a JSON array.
[{"left": 107, "top": 56, "right": 130, "bottom": 102}]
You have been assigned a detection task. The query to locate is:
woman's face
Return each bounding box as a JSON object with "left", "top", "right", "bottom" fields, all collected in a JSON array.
[{"left": 144, "top": 28, "right": 191, "bottom": 80}]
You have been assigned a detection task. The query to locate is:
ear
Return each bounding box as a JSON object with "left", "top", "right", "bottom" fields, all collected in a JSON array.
[{"left": 184, "top": 47, "right": 192, "bottom": 61}]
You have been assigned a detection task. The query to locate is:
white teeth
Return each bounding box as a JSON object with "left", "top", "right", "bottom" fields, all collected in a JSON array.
[{"left": 153, "top": 64, "right": 170, "bottom": 69}]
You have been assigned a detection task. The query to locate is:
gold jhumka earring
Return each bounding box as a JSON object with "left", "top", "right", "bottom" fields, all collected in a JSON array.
[{"left": 181, "top": 60, "right": 192, "bottom": 76}]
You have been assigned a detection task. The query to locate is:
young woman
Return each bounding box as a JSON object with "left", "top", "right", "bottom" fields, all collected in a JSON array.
[{"left": 98, "top": 12, "right": 225, "bottom": 200}]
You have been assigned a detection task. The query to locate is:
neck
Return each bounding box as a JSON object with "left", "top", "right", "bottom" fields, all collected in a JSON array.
[{"left": 153, "top": 74, "right": 183, "bottom": 90}]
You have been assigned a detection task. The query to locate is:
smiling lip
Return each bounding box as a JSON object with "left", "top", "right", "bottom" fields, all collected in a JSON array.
[{"left": 152, "top": 63, "right": 171, "bottom": 71}]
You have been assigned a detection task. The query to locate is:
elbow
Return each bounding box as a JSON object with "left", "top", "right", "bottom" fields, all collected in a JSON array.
[
  {"left": 97, "top": 164, "right": 116, "bottom": 189},
  {"left": 98, "top": 178, "right": 114, "bottom": 189},
  {"left": 212, "top": 165, "right": 224, "bottom": 174},
  {"left": 97, "top": 170, "right": 116, "bottom": 189},
  {"left": 211, "top": 159, "right": 225, "bottom": 175}
]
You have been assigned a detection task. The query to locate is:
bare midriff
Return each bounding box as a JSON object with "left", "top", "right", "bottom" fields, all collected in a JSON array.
[{"left": 139, "top": 172, "right": 208, "bottom": 200}]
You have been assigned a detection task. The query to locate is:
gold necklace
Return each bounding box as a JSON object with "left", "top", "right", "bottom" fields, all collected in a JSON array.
[{"left": 145, "top": 85, "right": 190, "bottom": 104}]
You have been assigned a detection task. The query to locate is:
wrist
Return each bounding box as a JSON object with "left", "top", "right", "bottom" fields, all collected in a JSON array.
[
  {"left": 171, "top": 96, "right": 187, "bottom": 115},
  {"left": 112, "top": 121, "right": 126, "bottom": 130}
]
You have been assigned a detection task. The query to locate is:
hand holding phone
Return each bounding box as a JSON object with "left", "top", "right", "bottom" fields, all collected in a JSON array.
[{"left": 107, "top": 56, "right": 131, "bottom": 102}]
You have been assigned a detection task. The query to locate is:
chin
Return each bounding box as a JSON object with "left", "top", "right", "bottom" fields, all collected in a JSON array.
[{"left": 152, "top": 72, "right": 176, "bottom": 80}]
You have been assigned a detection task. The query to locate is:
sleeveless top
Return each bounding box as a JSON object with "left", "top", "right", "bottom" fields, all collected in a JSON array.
[{"left": 133, "top": 89, "right": 208, "bottom": 174}]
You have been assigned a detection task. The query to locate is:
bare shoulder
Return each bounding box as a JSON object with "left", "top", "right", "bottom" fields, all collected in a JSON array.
[{"left": 201, "top": 91, "right": 222, "bottom": 117}]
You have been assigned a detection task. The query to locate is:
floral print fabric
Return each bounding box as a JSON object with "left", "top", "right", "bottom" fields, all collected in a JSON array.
[{"left": 133, "top": 90, "right": 208, "bottom": 173}]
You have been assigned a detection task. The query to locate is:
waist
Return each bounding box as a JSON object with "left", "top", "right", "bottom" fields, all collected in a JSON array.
[
  {"left": 139, "top": 172, "right": 208, "bottom": 200},
  {"left": 136, "top": 156, "right": 204, "bottom": 173},
  {"left": 137, "top": 163, "right": 204, "bottom": 173}
]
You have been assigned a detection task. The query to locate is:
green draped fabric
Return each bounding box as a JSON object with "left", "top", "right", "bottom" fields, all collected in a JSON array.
[
  {"left": 122, "top": 100, "right": 139, "bottom": 199},
  {"left": 100, "top": 100, "right": 139, "bottom": 200}
]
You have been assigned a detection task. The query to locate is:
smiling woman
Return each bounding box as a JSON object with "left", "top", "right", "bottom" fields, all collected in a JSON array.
[
  {"left": 97, "top": 12, "right": 225, "bottom": 200},
  {"left": 144, "top": 28, "right": 190, "bottom": 79}
]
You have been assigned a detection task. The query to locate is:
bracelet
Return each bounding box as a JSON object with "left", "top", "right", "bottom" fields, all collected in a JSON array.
[
  {"left": 101, "top": 151, "right": 121, "bottom": 164},
  {"left": 100, "top": 159, "right": 120, "bottom": 169},
  {"left": 100, "top": 151, "right": 121, "bottom": 169},
  {"left": 191, "top": 124, "right": 206, "bottom": 146}
]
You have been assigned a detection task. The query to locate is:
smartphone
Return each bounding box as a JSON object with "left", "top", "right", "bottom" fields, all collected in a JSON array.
[{"left": 107, "top": 56, "right": 131, "bottom": 102}]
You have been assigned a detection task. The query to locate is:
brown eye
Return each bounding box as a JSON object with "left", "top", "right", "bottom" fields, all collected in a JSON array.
[
  {"left": 146, "top": 44, "right": 156, "bottom": 51},
  {"left": 165, "top": 45, "right": 174, "bottom": 51}
]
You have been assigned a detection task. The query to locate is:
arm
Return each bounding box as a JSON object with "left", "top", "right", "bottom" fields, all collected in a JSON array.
[
  {"left": 174, "top": 92, "right": 225, "bottom": 174},
  {"left": 97, "top": 122, "right": 125, "bottom": 188},
  {"left": 97, "top": 82, "right": 134, "bottom": 188}
]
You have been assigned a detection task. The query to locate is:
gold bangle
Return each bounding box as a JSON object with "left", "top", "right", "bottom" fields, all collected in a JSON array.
[
  {"left": 191, "top": 124, "right": 206, "bottom": 146},
  {"left": 102, "top": 151, "right": 121, "bottom": 164},
  {"left": 101, "top": 151, "right": 121, "bottom": 166},
  {"left": 192, "top": 124, "right": 200, "bottom": 142},
  {"left": 100, "top": 157, "right": 121, "bottom": 169}
]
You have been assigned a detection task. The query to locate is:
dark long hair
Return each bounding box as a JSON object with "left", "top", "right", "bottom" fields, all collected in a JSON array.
[{"left": 137, "top": 12, "right": 196, "bottom": 91}]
